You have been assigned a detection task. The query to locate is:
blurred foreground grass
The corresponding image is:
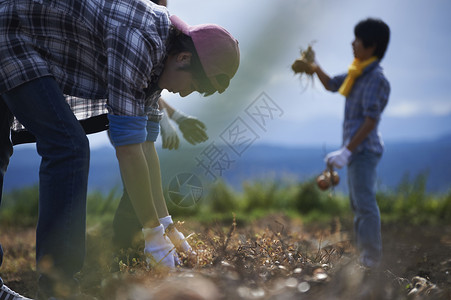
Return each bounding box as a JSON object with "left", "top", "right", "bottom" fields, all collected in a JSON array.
[{"left": 0, "top": 174, "right": 450, "bottom": 299}]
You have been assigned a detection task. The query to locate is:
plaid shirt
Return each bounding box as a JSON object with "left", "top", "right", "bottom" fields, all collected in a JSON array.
[
  {"left": 329, "top": 61, "right": 390, "bottom": 154},
  {"left": 0, "top": 0, "right": 170, "bottom": 130}
]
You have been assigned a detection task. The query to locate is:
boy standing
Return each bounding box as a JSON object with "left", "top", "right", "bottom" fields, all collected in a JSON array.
[{"left": 311, "top": 18, "right": 390, "bottom": 268}]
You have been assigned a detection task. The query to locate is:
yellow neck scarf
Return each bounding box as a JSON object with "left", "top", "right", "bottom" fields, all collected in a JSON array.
[{"left": 338, "top": 56, "right": 378, "bottom": 97}]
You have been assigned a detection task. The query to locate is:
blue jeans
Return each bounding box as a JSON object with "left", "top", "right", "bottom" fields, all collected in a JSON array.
[
  {"left": 347, "top": 150, "right": 382, "bottom": 268},
  {"left": 0, "top": 96, "right": 13, "bottom": 281},
  {"left": 0, "top": 92, "right": 13, "bottom": 212},
  {"left": 1, "top": 76, "right": 90, "bottom": 297}
]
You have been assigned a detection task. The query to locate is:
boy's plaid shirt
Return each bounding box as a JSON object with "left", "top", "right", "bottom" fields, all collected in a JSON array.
[
  {"left": 0, "top": 0, "right": 170, "bottom": 130},
  {"left": 329, "top": 62, "right": 390, "bottom": 154}
]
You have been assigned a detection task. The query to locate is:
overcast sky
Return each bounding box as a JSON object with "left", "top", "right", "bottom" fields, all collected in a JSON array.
[{"left": 84, "top": 0, "right": 451, "bottom": 149}]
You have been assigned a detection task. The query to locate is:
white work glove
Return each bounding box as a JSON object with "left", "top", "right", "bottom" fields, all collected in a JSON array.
[
  {"left": 325, "top": 147, "right": 352, "bottom": 169},
  {"left": 143, "top": 225, "right": 176, "bottom": 269},
  {"left": 160, "top": 108, "right": 180, "bottom": 150},
  {"left": 172, "top": 110, "right": 208, "bottom": 145},
  {"left": 160, "top": 216, "right": 196, "bottom": 256}
]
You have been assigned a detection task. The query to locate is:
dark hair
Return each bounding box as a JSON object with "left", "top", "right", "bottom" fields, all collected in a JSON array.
[
  {"left": 166, "top": 27, "right": 216, "bottom": 96},
  {"left": 354, "top": 18, "right": 390, "bottom": 60},
  {"left": 150, "top": 0, "right": 159, "bottom": 4}
]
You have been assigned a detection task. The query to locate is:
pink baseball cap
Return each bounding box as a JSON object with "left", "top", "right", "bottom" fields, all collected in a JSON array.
[{"left": 170, "top": 15, "right": 240, "bottom": 94}]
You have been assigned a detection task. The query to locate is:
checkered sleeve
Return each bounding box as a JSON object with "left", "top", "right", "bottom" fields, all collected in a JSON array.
[
  {"left": 105, "top": 26, "right": 154, "bottom": 117},
  {"left": 328, "top": 74, "right": 347, "bottom": 92}
]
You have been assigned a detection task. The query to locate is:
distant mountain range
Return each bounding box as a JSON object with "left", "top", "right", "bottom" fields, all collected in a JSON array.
[{"left": 3, "top": 134, "right": 451, "bottom": 195}]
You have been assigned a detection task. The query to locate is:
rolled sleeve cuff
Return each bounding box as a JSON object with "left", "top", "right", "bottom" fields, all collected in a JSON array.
[
  {"left": 329, "top": 74, "right": 347, "bottom": 92},
  {"left": 108, "top": 114, "right": 147, "bottom": 146},
  {"left": 146, "top": 120, "right": 160, "bottom": 142}
]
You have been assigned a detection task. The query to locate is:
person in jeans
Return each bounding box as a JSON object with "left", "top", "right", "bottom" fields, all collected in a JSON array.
[
  {"left": 0, "top": 0, "right": 239, "bottom": 298},
  {"left": 1, "top": 0, "right": 208, "bottom": 274},
  {"left": 310, "top": 18, "right": 390, "bottom": 268}
]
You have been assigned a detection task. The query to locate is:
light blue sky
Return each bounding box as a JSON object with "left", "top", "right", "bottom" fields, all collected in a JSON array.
[{"left": 86, "top": 0, "right": 451, "bottom": 149}]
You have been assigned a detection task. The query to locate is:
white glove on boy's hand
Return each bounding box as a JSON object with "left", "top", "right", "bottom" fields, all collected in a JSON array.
[
  {"left": 172, "top": 110, "right": 208, "bottom": 145},
  {"left": 160, "top": 108, "right": 180, "bottom": 150},
  {"left": 171, "top": 110, "right": 189, "bottom": 124},
  {"left": 325, "top": 147, "right": 352, "bottom": 169}
]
